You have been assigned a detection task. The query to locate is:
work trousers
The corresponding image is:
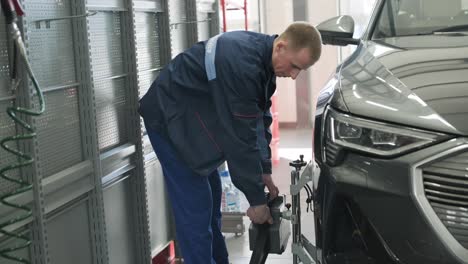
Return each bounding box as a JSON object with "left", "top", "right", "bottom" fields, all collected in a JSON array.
[{"left": 146, "top": 125, "right": 229, "bottom": 264}]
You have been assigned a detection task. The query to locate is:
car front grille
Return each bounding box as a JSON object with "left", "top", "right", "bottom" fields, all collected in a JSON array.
[{"left": 422, "top": 151, "right": 468, "bottom": 249}]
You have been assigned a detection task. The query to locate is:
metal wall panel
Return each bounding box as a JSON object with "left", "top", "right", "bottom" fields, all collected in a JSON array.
[
  {"left": 0, "top": 15, "right": 11, "bottom": 99},
  {"left": 143, "top": 135, "right": 155, "bottom": 157},
  {"left": 135, "top": 12, "right": 162, "bottom": 71},
  {"left": 0, "top": 233, "right": 30, "bottom": 264},
  {"left": 138, "top": 70, "right": 159, "bottom": 99},
  {"left": 87, "top": 0, "right": 126, "bottom": 11},
  {"left": 169, "top": 0, "right": 189, "bottom": 57},
  {"left": 88, "top": 12, "right": 125, "bottom": 78},
  {"left": 42, "top": 161, "right": 94, "bottom": 214},
  {"left": 103, "top": 177, "right": 137, "bottom": 264},
  {"left": 26, "top": 1, "right": 77, "bottom": 88},
  {"left": 131, "top": 2, "right": 173, "bottom": 259},
  {"left": 0, "top": 0, "right": 177, "bottom": 262},
  {"left": 25, "top": 1, "right": 84, "bottom": 178},
  {"left": 88, "top": 12, "right": 129, "bottom": 151},
  {"left": 73, "top": 1, "right": 111, "bottom": 262},
  {"left": 0, "top": 100, "right": 19, "bottom": 198},
  {"left": 35, "top": 88, "right": 83, "bottom": 177},
  {"left": 46, "top": 199, "right": 93, "bottom": 264},
  {"left": 146, "top": 159, "right": 174, "bottom": 256},
  {"left": 134, "top": 12, "right": 162, "bottom": 98},
  {"left": 94, "top": 78, "right": 129, "bottom": 151}
]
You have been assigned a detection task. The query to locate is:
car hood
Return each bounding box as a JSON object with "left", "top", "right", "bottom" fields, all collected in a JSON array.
[{"left": 338, "top": 36, "right": 468, "bottom": 136}]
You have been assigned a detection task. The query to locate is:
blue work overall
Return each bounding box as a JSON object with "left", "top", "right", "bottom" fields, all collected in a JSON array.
[{"left": 146, "top": 34, "right": 229, "bottom": 264}]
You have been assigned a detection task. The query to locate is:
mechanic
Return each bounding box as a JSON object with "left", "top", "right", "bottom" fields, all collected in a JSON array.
[{"left": 138, "top": 22, "right": 322, "bottom": 264}]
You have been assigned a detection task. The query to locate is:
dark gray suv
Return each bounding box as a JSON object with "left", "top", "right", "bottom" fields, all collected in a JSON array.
[{"left": 313, "top": 0, "right": 468, "bottom": 263}]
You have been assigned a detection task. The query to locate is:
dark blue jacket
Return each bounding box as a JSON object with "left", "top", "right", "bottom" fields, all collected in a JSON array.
[{"left": 139, "top": 31, "right": 277, "bottom": 206}]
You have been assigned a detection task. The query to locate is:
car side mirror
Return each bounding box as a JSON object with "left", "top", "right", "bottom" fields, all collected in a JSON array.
[{"left": 317, "top": 15, "right": 360, "bottom": 46}]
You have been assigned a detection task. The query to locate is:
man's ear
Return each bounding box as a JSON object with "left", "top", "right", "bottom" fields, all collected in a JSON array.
[{"left": 275, "top": 40, "right": 287, "bottom": 52}]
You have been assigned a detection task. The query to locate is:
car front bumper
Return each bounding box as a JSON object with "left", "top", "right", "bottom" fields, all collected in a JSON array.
[{"left": 321, "top": 137, "right": 468, "bottom": 264}]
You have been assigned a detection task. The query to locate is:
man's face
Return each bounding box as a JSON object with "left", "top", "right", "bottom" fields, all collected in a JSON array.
[{"left": 272, "top": 40, "right": 313, "bottom": 79}]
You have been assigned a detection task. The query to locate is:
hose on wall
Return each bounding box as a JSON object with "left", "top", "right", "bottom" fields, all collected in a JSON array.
[{"left": 1, "top": 1, "right": 45, "bottom": 263}]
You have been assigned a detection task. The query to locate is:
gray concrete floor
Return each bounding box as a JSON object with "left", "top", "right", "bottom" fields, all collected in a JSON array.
[{"left": 225, "top": 128, "right": 316, "bottom": 264}]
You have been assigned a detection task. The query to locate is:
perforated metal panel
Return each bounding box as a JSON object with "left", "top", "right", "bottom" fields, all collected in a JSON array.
[
  {"left": 35, "top": 88, "right": 83, "bottom": 177},
  {"left": 135, "top": 12, "right": 162, "bottom": 98},
  {"left": 22, "top": 1, "right": 83, "bottom": 178},
  {"left": 135, "top": 12, "right": 162, "bottom": 71},
  {"left": 0, "top": 100, "right": 20, "bottom": 197},
  {"left": 0, "top": 15, "right": 12, "bottom": 99},
  {"left": 0, "top": 232, "right": 30, "bottom": 264},
  {"left": 88, "top": 12, "right": 125, "bottom": 79},
  {"left": 94, "top": 78, "right": 129, "bottom": 151},
  {"left": 138, "top": 71, "right": 159, "bottom": 98},
  {"left": 0, "top": 8, "right": 18, "bottom": 198},
  {"left": 26, "top": 1, "right": 77, "bottom": 88},
  {"left": 47, "top": 199, "right": 94, "bottom": 264},
  {"left": 169, "top": 0, "right": 189, "bottom": 57},
  {"left": 88, "top": 12, "right": 129, "bottom": 151},
  {"left": 0, "top": 1, "right": 175, "bottom": 263}
]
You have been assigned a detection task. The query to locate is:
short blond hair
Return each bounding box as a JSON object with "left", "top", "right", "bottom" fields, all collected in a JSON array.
[{"left": 278, "top": 22, "right": 322, "bottom": 64}]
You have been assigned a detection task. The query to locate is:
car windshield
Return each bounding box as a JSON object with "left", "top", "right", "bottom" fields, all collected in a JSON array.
[{"left": 372, "top": 0, "right": 468, "bottom": 38}]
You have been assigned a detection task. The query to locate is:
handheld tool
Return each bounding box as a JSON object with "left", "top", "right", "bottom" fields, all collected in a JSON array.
[
  {"left": 248, "top": 156, "right": 321, "bottom": 264},
  {"left": 248, "top": 195, "right": 291, "bottom": 264}
]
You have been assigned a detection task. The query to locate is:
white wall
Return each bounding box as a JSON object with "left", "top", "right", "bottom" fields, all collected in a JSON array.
[
  {"left": 261, "top": 0, "right": 297, "bottom": 123},
  {"left": 248, "top": 0, "right": 261, "bottom": 31}
]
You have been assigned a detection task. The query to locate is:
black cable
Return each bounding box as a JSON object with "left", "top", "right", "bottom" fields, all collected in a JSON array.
[
  {"left": 307, "top": 183, "right": 315, "bottom": 212},
  {"left": 1, "top": 0, "right": 16, "bottom": 24},
  {"left": 303, "top": 185, "right": 311, "bottom": 212},
  {"left": 304, "top": 183, "right": 314, "bottom": 213},
  {"left": 12, "top": 42, "right": 17, "bottom": 79},
  {"left": 303, "top": 184, "right": 311, "bottom": 197},
  {"left": 304, "top": 184, "right": 311, "bottom": 196}
]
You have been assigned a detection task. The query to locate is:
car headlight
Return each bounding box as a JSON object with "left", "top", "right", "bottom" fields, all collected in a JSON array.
[{"left": 324, "top": 108, "right": 449, "bottom": 161}]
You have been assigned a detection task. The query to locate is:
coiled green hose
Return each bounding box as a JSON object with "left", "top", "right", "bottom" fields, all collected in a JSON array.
[{"left": 0, "top": 21, "right": 45, "bottom": 263}]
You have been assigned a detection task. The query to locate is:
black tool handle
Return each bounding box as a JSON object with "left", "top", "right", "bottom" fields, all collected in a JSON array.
[
  {"left": 249, "top": 223, "right": 270, "bottom": 264},
  {"left": 249, "top": 195, "right": 284, "bottom": 264}
]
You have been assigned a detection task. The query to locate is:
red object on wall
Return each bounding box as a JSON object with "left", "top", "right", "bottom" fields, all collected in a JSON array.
[
  {"left": 270, "top": 94, "right": 280, "bottom": 166},
  {"left": 152, "top": 241, "right": 175, "bottom": 264},
  {"left": 220, "top": 0, "right": 248, "bottom": 32}
]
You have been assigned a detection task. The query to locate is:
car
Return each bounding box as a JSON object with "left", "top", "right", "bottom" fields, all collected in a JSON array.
[{"left": 312, "top": 0, "right": 468, "bottom": 263}]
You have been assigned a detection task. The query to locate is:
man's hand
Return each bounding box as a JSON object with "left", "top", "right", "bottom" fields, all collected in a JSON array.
[
  {"left": 263, "top": 174, "right": 279, "bottom": 200},
  {"left": 246, "top": 204, "right": 273, "bottom": 224}
]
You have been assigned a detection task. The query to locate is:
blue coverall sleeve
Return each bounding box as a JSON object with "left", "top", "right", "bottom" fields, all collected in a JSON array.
[
  {"left": 259, "top": 102, "right": 273, "bottom": 174},
  {"left": 208, "top": 38, "right": 270, "bottom": 206}
]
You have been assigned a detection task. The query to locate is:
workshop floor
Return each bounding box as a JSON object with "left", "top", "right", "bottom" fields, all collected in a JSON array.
[{"left": 225, "top": 128, "right": 316, "bottom": 264}]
